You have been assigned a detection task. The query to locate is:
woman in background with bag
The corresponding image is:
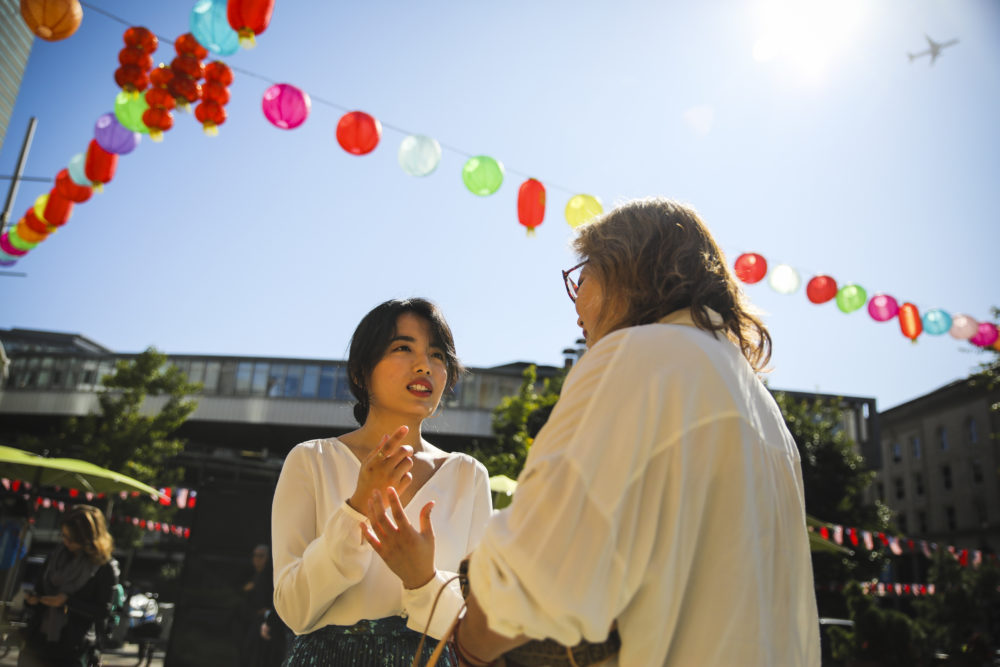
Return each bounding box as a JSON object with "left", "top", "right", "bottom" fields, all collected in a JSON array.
[
  {"left": 449, "top": 198, "right": 821, "bottom": 666},
  {"left": 19, "top": 505, "right": 119, "bottom": 667},
  {"left": 272, "top": 298, "right": 492, "bottom": 666}
]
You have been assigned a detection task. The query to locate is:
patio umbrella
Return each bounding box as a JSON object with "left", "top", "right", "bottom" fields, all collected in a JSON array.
[
  {"left": 489, "top": 474, "right": 518, "bottom": 496},
  {"left": 0, "top": 445, "right": 160, "bottom": 500}
]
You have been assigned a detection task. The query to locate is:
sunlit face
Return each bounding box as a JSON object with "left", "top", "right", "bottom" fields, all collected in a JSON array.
[
  {"left": 367, "top": 313, "right": 448, "bottom": 421},
  {"left": 252, "top": 547, "right": 268, "bottom": 572},
  {"left": 575, "top": 264, "right": 611, "bottom": 347}
]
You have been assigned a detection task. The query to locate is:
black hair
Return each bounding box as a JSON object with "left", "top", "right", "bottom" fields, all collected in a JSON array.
[{"left": 347, "top": 298, "right": 463, "bottom": 425}]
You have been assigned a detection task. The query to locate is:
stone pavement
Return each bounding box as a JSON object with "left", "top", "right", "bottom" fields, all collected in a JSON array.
[{"left": 0, "top": 642, "right": 165, "bottom": 666}]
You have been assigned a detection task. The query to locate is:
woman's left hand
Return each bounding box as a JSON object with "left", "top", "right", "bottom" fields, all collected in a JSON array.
[
  {"left": 39, "top": 593, "right": 68, "bottom": 608},
  {"left": 361, "top": 487, "right": 436, "bottom": 590}
]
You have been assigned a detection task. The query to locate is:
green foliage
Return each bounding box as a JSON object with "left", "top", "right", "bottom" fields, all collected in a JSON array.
[
  {"left": 22, "top": 348, "right": 200, "bottom": 546},
  {"left": 774, "top": 393, "right": 890, "bottom": 591},
  {"left": 467, "top": 365, "right": 563, "bottom": 479},
  {"left": 968, "top": 306, "right": 1000, "bottom": 432},
  {"left": 828, "top": 581, "right": 929, "bottom": 666},
  {"left": 914, "top": 551, "right": 1000, "bottom": 662}
]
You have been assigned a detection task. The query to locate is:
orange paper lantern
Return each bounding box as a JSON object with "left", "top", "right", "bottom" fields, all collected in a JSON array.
[
  {"left": 899, "top": 302, "right": 922, "bottom": 342},
  {"left": 20, "top": 0, "right": 82, "bottom": 41}
]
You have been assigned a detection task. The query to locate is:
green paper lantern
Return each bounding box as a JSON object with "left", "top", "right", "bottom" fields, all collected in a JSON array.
[
  {"left": 114, "top": 91, "right": 150, "bottom": 134},
  {"left": 462, "top": 155, "right": 504, "bottom": 196},
  {"left": 7, "top": 228, "right": 38, "bottom": 251},
  {"left": 836, "top": 284, "right": 867, "bottom": 313}
]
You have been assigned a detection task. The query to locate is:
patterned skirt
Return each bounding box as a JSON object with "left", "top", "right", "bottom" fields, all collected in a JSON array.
[{"left": 283, "top": 616, "right": 456, "bottom": 667}]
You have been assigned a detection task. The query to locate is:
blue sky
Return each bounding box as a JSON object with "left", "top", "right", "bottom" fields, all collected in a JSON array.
[{"left": 1, "top": 0, "right": 998, "bottom": 411}]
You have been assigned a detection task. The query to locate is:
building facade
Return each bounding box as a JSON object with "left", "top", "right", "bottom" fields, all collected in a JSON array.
[
  {"left": 877, "top": 375, "right": 1000, "bottom": 553},
  {"left": 0, "top": 0, "right": 33, "bottom": 153}
]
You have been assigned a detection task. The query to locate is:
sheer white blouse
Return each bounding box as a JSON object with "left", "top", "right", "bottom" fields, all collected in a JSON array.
[
  {"left": 272, "top": 437, "right": 492, "bottom": 638},
  {"left": 468, "top": 310, "right": 821, "bottom": 666}
]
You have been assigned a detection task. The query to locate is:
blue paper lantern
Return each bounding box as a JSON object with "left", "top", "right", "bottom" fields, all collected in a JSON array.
[
  {"left": 922, "top": 309, "right": 952, "bottom": 336},
  {"left": 190, "top": 0, "right": 239, "bottom": 56},
  {"left": 67, "top": 153, "right": 90, "bottom": 187}
]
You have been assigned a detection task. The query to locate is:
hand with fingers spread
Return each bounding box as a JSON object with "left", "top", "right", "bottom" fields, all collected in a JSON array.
[
  {"left": 348, "top": 425, "right": 415, "bottom": 514},
  {"left": 361, "top": 487, "right": 437, "bottom": 590}
]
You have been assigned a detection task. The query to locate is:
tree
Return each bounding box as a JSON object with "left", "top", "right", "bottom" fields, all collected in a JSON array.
[
  {"left": 773, "top": 392, "right": 892, "bottom": 614},
  {"left": 828, "top": 581, "right": 929, "bottom": 667},
  {"left": 23, "top": 347, "right": 200, "bottom": 544},
  {"left": 467, "top": 365, "right": 563, "bottom": 480}
]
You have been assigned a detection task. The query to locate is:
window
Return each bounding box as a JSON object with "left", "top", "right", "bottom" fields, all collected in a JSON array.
[
  {"left": 188, "top": 361, "right": 205, "bottom": 385},
  {"left": 235, "top": 362, "right": 253, "bottom": 395},
  {"left": 203, "top": 362, "right": 221, "bottom": 393},
  {"left": 892, "top": 442, "right": 902, "bottom": 463},
  {"left": 267, "top": 364, "right": 286, "bottom": 397},
  {"left": 936, "top": 426, "right": 947, "bottom": 451},
  {"left": 898, "top": 513, "right": 908, "bottom": 533},
  {"left": 911, "top": 436, "right": 922, "bottom": 459},
  {"left": 251, "top": 363, "right": 269, "bottom": 395},
  {"left": 218, "top": 361, "right": 237, "bottom": 395},
  {"left": 284, "top": 365, "right": 304, "bottom": 397},
  {"left": 333, "top": 366, "right": 353, "bottom": 401},
  {"left": 914, "top": 473, "right": 924, "bottom": 496},
  {"left": 967, "top": 418, "right": 978, "bottom": 445},
  {"left": 974, "top": 497, "right": 987, "bottom": 526},
  {"left": 301, "top": 365, "right": 319, "bottom": 398},
  {"left": 972, "top": 460, "right": 983, "bottom": 484},
  {"left": 317, "top": 366, "right": 337, "bottom": 399},
  {"left": 894, "top": 477, "right": 905, "bottom": 500},
  {"left": 945, "top": 506, "right": 957, "bottom": 531},
  {"left": 876, "top": 482, "right": 885, "bottom": 501},
  {"left": 942, "top": 465, "right": 952, "bottom": 491},
  {"left": 917, "top": 511, "right": 927, "bottom": 534}
]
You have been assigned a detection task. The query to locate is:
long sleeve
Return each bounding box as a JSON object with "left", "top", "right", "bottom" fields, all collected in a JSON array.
[
  {"left": 272, "top": 442, "right": 374, "bottom": 635},
  {"left": 66, "top": 561, "right": 116, "bottom": 622},
  {"left": 402, "top": 457, "right": 492, "bottom": 638}
]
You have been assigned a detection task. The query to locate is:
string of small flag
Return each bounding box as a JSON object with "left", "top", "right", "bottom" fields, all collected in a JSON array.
[
  {"left": 815, "top": 581, "right": 939, "bottom": 597},
  {"left": 808, "top": 522, "right": 994, "bottom": 568}
]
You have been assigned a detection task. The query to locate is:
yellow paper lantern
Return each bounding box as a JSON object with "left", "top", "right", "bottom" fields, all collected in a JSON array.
[{"left": 565, "top": 194, "right": 603, "bottom": 228}]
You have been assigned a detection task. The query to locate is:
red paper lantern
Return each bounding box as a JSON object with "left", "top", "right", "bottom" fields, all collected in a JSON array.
[
  {"left": 517, "top": 178, "right": 546, "bottom": 235},
  {"left": 118, "top": 47, "right": 153, "bottom": 72},
  {"left": 43, "top": 189, "right": 74, "bottom": 226},
  {"left": 175, "top": 32, "right": 208, "bottom": 60},
  {"left": 203, "top": 60, "right": 233, "bottom": 87},
  {"left": 227, "top": 0, "right": 275, "bottom": 48},
  {"left": 195, "top": 101, "right": 227, "bottom": 134},
  {"left": 899, "top": 302, "right": 922, "bottom": 342},
  {"left": 806, "top": 275, "right": 838, "bottom": 304},
  {"left": 84, "top": 139, "right": 117, "bottom": 186},
  {"left": 201, "top": 81, "right": 230, "bottom": 105},
  {"left": 144, "top": 65, "right": 176, "bottom": 140},
  {"left": 114, "top": 64, "right": 149, "bottom": 93},
  {"left": 733, "top": 252, "right": 767, "bottom": 284},
  {"left": 170, "top": 54, "right": 205, "bottom": 81},
  {"left": 115, "top": 27, "right": 157, "bottom": 94},
  {"left": 22, "top": 208, "right": 50, "bottom": 234},
  {"left": 336, "top": 111, "right": 382, "bottom": 155},
  {"left": 169, "top": 35, "right": 207, "bottom": 109},
  {"left": 123, "top": 25, "right": 157, "bottom": 52},
  {"left": 56, "top": 169, "right": 94, "bottom": 204},
  {"left": 193, "top": 61, "right": 233, "bottom": 135}
]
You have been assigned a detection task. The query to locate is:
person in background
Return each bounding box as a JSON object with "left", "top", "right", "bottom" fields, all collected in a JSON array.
[
  {"left": 272, "top": 298, "right": 492, "bottom": 666},
  {"left": 449, "top": 198, "right": 821, "bottom": 666},
  {"left": 236, "top": 544, "right": 277, "bottom": 666},
  {"left": 19, "top": 505, "right": 119, "bottom": 667}
]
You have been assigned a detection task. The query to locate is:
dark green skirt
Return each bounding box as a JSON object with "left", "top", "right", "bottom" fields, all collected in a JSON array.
[{"left": 283, "top": 616, "right": 456, "bottom": 667}]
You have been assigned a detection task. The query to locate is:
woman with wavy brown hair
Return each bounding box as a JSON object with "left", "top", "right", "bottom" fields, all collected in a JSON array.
[
  {"left": 20, "top": 505, "right": 119, "bottom": 667},
  {"left": 449, "top": 198, "right": 820, "bottom": 666}
]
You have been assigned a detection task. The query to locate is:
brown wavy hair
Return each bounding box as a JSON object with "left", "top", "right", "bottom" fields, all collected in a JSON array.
[
  {"left": 61, "top": 505, "right": 114, "bottom": 565},
  {"left": 572, "top": 197, "right": 772, "bottom": 372}
]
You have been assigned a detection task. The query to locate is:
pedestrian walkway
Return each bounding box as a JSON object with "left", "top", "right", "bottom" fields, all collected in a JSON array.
[{"left": 0, "top": 642, "right": 165, "bottom": 666}]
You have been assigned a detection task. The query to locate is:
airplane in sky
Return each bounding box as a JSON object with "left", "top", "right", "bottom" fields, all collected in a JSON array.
[{"left": 908, "top": 34, "right": 959, "bottom": 65}]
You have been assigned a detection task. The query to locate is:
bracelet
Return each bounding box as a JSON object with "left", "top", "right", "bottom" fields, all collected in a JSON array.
[{"left": 452, "top": 619, "right": 496, "bottom": 667}]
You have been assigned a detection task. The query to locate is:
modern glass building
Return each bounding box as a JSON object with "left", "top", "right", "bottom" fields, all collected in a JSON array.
[{"left": 0, "top": 0, "right": 33, "bottom": 153}]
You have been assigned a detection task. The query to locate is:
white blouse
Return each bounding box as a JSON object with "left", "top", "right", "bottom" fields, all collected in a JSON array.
[
  {"left": 272, "top": 437, "right": 492, "bottom": 638},
  {"left": 468, "top": 310, "right": 821, "bottom": 666}
]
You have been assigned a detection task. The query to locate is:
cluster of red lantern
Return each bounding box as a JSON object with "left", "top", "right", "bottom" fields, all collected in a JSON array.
[
  {"left": 227, "top": 0, "right": 276, "bottom": 49},
  {"left": 114, "top": 26, "right": 158, "bottom": 94},
  {"left": 195, "top": 61, "right": 234, "bottom": 135},
  {"left": 169, "top": 33, "right": 209, "bottom": 111}
]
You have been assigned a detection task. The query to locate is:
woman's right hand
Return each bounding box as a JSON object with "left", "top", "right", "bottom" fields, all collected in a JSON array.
[
  {"left": 348, "top": 425, "right": 414, "bottom": 513},
  {"left": 23, "top": 592, "right": 38, "bottom": 606}
]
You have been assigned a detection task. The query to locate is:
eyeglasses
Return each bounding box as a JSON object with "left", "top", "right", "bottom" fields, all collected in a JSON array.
[{"left": 562, "top": 261, "right": 587, "bottom": 302}]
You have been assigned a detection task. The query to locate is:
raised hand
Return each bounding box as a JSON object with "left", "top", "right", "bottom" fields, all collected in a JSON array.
[
  {"left": 348, "top": 426, "right": 414, "bottom": 513},
  {"left": 361, "top": 487, "right": 436, "bottom": 590}
]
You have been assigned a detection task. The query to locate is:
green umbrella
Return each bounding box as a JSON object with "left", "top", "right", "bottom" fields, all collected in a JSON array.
[{"left": 0, "top": 445, "right": 160, "bottom": 500}]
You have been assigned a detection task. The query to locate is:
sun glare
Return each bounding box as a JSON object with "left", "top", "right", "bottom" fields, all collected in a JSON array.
[{"left": 752, "top": 0, "right": 868, "bottom": 81}]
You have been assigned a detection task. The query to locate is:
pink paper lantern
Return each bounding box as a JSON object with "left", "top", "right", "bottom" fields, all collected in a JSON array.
[
  {"left": 867, "top": 294, "right": 899, "bottom": 322},
  {"left": 969, "top": 322, "right": 999, "bottom": 347},
  {"left": 261, "top": 83, "right": 311, "bottom": 130}
]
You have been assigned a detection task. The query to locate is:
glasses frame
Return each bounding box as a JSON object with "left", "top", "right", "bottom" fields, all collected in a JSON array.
[{"left": 562, "top": 260, "right": 588, "bottom": 302}]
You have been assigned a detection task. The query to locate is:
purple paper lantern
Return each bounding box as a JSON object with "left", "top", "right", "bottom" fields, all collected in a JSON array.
[
  {"left": 261, "top": 84, "right": 311, "bottom": 130},
  {"left": 969, "top": 322, "right": 999, "bottom": 347},
  {"left": 866, "top": 294, "right": 899, "bottom": 322},
  {"left": 94, "top": 113, "right": 140, "bottom": 155}
]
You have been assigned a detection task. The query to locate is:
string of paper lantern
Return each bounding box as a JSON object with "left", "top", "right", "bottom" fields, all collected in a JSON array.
[
  {"left": 807, "top": 522, "right": 995, "bottom": 567},
  {"left": 733, "top": 252, "right": 999, "bottom": 349}
]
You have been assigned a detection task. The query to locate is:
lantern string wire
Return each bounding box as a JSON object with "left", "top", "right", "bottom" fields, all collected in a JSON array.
[{"left": 76, "top": 1, "right": 578, "bottom": 194}]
